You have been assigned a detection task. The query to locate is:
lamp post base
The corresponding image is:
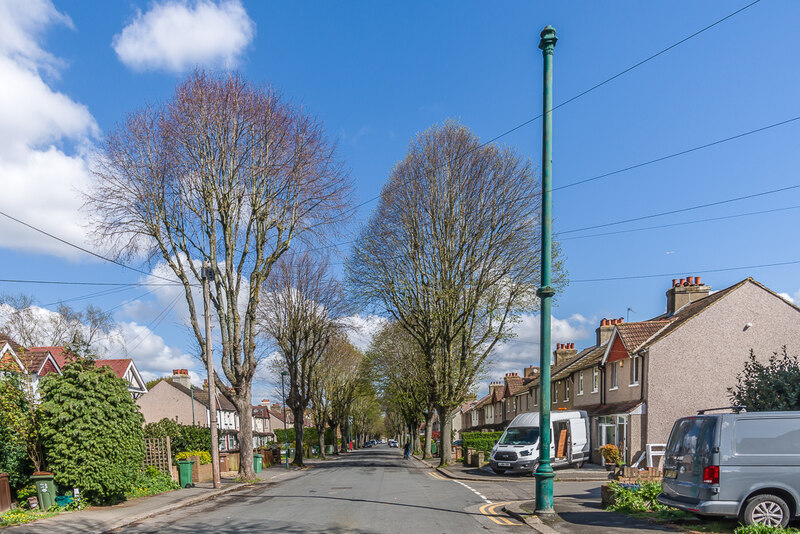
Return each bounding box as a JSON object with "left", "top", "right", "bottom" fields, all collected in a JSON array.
[{"left": 534, "top": 464, "right": 556, "bottom": 514}]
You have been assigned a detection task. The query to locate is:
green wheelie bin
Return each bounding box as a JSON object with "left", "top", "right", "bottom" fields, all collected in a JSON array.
[
  {"left": 253, "top": 454, "right": 263, "bottom": 474},
  {"left": 31, "top": 472, "right": 57, "bottom": 510},
  {"left": 177, "top": 460, "right": 194, "bottom": 488}
]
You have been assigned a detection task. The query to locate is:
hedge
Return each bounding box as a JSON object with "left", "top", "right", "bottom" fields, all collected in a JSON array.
[
  {"left": 462, "top": 431, "right": 503, "bottom": 454},
  {"left": 275, "top": 427, "right": 337, "bottom": 448},
  {"left": 143, "top": 419, "right": 211, "bottom": 459}
]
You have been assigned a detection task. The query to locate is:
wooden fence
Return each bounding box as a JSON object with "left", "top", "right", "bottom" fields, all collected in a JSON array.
[{"left": 143, "top": 437, "right": 172, "bottom": 475}]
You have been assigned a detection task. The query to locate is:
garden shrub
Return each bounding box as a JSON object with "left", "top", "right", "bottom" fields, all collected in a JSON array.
[
  {"left": 143, "top": 419, "right": 211, "bottom": 459},
  {"left": 126, "top": 466, "right": 179, "bottom": 499},
  {"left": 606, "top": 481, "right": 667, "bottom": 513},
  {"left": 462, "top": 432, "right": 503, "bottom": 455},
  {"left": 275, "top": 427, "right": 335, "bottom": 447},
  {"left": 733, "top": 525, "right": 800, "bottom": 534},
  {"left": 176, "top": 450, "right": 212, "bottom": 464},
  {"left": 0, "top": 423, "right": 31, "bottom": 495},
  {"left": 599, "top": 444, "right": 622, "bottom": 465},
  {"left": 39, "top": 362, "right": 144, "bottom": 505}
]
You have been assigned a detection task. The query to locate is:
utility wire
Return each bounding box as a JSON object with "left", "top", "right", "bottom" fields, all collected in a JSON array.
[
  {"left": 124, "top": 295, "right": 182, "bottom": 355},
  {"left": 560, "top": 184, "right": 800, "bottom": 235},
  {"left": 554, "top": 115, "right": 800, "bottom": 191},
  {"left": 559, "top": 204, "right": 800, "bottom": 241},
  {"left": 0, "top": 279, "right": 179, "bottom": 287},
  {"left": 307, "top": 1, "right": 761, "bottom": 230},
  {"left": 41, "top": 285, "right": 137, "bottom": 307},
  {"left": 0, "top": 209, "right": 179, "bottom": 285},
  {"left": 572, "top": 259, "right": 800, "bottom": 283}
]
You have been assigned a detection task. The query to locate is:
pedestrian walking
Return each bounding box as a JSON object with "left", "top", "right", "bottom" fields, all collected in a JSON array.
[{"left": 403, "top": 441, "right": 411, "bottom": 460}]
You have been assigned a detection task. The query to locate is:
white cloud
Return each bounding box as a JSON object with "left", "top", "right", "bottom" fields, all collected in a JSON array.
[
  {"left": 341, "top": 314, "right": 387, "bottom": 352},
  {"left": 0, "top": 0, "right": 99, "bottom": 259},
  {"left": 476, "top": 313, "right": 593, "bottom": 396},
  {"left": 112, "top": 0, "right": 255, "bottom": 73},
  {"left": 778, "top": 289, "right": 800, "bottom": 305}
]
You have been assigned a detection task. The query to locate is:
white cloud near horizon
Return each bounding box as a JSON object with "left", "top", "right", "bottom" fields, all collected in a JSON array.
[
  {"left": 778, "top": 289, "right": 800, "bottom": 305},
  {"left": 113, "top": 0, "right": 255, "bottom": 73},
  {"left": 0, "top": 0, "right": 99, "bottom": 259}
]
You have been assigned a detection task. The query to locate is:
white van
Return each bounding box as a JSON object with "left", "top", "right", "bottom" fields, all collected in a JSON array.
[{"left": 489, "top": 410, "right": 590, "bottom": 474}]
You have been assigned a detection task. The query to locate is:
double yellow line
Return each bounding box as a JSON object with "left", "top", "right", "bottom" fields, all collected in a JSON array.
[
  {"left": 479, "top": 502, "right": 520, "bottom": 526},
  {"left": 428, "top": 472, "right": 448, "bottom": 481}
]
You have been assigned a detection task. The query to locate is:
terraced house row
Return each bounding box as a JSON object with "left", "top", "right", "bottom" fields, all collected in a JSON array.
[{"left": 461, "top": 276, "right": 800, "bottom": 466}]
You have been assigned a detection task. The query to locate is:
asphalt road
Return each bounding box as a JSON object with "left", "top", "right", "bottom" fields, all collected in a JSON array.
[{"left": 120, "top": 447, "right": 530, "bottom": 533}]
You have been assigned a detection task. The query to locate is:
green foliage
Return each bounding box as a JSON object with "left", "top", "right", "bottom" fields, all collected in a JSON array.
[
  {"left": 462, "top": 432, "right": 503, "bottom": 454},
  {"left": 606, "top": 481, "right": 668, "bottom": 513},
  {"left": 0, "top": 421, "right": 32, "bottom": 492},
  {"left": 275, "top": 427, "right": 336, "bottom": 447},
  {"left": 734, "top": 525, "right": 800, "bottom": 534},
  {"left": 599, "top": 444, "right": 622, "bottom": 465},
  {"left": 176, "top": 450, "right": 211, "bottom": 464},
  {"left": 143, "top": 418, "right": 211, "bottom": 460},
  {"left": 729, "top": 347, "right": 800, "bottom": 411},
  {"left": 39, "top": 362, "right": 145, "bottom": 505},
  {"left": 0, "top": 507, "right": 61, "bottom": 527},
  {"left": 125, "top": 466, "right": 179, "bottom": 499},
  {"left": 0, "top": 371, "right": 44, "bottom": 472}
]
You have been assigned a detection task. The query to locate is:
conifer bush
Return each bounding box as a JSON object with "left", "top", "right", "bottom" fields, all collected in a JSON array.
[{"left": 39, "top": 362, "right": 144, "bottom": 504}]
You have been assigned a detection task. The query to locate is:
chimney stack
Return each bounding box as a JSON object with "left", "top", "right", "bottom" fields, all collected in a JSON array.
[
  {"left": 488, "top": 381, "right": 503, "bottom": 399},
  {"left": 553, "top": 342, "right": 578, "bottom": 366},
  {"left": 596, "top": 318, "right": 619, "bottom": 346},
  {"left": 172, "top": 369, "right": 191, "bottom": 388},
  {"left": 523, "top": 365, "right": 539, "bottom": 378},
  {"left": 666, "top": 275, "right": 711, "bottom": 314},
  {"left": 260, "top": 399, "right": 271, "bottom": 409}
]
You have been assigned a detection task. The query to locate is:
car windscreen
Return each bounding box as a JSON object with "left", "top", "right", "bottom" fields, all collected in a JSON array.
[
  {"left": 666, "top": 417, "right": 717, "bottom": 457},
  {"left": 499, "top": 427, "right": 539, "bottom": 445}
]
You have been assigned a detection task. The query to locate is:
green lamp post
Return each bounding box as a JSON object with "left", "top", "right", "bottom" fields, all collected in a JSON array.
[{"left": 534, "top": 24, "right": 557, "bottom": 515}]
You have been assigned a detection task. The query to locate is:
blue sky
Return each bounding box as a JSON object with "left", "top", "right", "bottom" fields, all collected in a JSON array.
[{"left": 1, "top": 0, "right": 799, "bottom": 399}]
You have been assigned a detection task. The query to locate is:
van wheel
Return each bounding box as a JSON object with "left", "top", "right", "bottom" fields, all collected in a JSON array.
[{"left": 742, "top": 494, "right": 790, "bottom": 528}]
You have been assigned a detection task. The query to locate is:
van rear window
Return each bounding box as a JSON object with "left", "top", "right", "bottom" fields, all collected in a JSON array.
[
  {"left": 734, "top": 418, "right": 800, "bottom": 455},
  {"left": 666, "top": 417, "right": 717, "bottom": 456}
]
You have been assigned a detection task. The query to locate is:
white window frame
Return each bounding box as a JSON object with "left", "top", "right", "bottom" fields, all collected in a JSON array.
[
  {"left": 564, "top": 380, "right": 569, "bottom": 401},
  {"left": 592, "top": 367, "right": 599, "bottom": 393},
  {"left": 610, "top": 362, "right": 618, "bottom": 390},
  {"left": 552, "top": 383, "right": 557, "bottom": 404},
  {"left": 577, "top": 372, "right": 584, "bottom": 395},
  {"left": 533, "top": 388, "right": 538, "bottom": 406},
  {"left": 630, "top": 355, "right": 640, "bottom": 386}
]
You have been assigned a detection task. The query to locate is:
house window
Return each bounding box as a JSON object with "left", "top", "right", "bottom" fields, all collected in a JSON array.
[
  {"left": 578, "top": 372, "right": 584, "bottom": 395},
  {"left": 598, "top": 416, "right": 617, "bottom": 447},
  {"left": 552, "top": 384, "right": 557, "bottom": 404},
  {"left": 592, "top": 367, "right": 599, "bottom": 392},
  {"left": 512, "top": 397, "right": 517, "bottom": 413},
  {"left": 630, "top": 355, "right": 640, "bottom": 386},
  {"left": 564, "top": 380, "right": 570, "bottom": 401},
  {"left": 610, "top": 362, "right": 618, "bottom": 389},
  {"left": 533, "top": 388, "right": 538, "bottom": 406}
]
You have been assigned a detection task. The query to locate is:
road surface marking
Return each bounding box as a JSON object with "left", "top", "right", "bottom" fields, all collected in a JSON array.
[
  {"left": 478, "top": 502, "right": 520, "bottom": 526},
  {"left": 425, "top": 471, "right": 493, "bottom": 505},
  {"left": 428, "top": 472, "right": 447, "bottom": 480}
]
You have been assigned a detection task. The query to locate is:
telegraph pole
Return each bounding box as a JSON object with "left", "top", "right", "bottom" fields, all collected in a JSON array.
[
  {"left": 202, "top": 260, "right": 221, "bottom": 489},
  {"left": 535, "top": 25, "right": 557, "bottom": 514}
]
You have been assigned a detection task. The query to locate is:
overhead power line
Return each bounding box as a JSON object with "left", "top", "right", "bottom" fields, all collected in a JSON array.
[
  {"left": 560, "top": 183, "right": 800, "bottom": 235},
  {"left": 0, "top": 209, "right": 179, "bottom": 285},
  {"left": 554, "top": 115, "right": 800, "bottom": 191},
  {"left": 572, "top": 259, "right": 800, "bottom": 283},
  {"left": 312, "top": 1, "right": 761, "bottom": 228},
  {"left": 0, "top": 279, "right": 179, "bottom": 287},
  {"left": 560, "top": 204, "right": 800, "bottom": 241}
]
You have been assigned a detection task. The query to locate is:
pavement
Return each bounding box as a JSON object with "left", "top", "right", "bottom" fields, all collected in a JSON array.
[
  {"left": 413, "top": 455, "right": 611, "bottom": 483},
  {"left": 6, "top": 466, "right": 305, "bottom": 534}
]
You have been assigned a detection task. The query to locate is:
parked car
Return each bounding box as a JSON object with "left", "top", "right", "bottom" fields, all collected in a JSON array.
[
  {"left": 490, "top": 410, "right": 589, "bottom": 475},
  {"left": 389, "top": 440, "right": 398, "bottom": 448},
  {"left": 658, "top": 410, "right": 800, "bottom": 528}
]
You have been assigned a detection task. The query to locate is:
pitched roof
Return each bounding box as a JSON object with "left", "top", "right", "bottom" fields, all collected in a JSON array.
[
  {"left": 472, "top": 393, "right": 492, "bottom": 410},
  {"left": 550, "top": 343, "right": 607, "bottom": 381},
  {"left": 34, "top": 346, "right": 71, "bottom": 368},
  {"left": 94, "top": 358, "right": 132, "bottom": 378},
  {"left": 0, "top": 334, "right": 24, "bottom": 354},
  {"left": 168, "top": 381, "right": 237, "bottom": 411},
  {"left": 615, "top": 321, "right": 672, "bottom": 353},
  {"left": 16, "top": 348, "right": 52, "bottom": 375}
]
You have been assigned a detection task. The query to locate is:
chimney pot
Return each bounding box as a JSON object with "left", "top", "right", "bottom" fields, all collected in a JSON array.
[
  {"left": 695, "top": 275, "right": 702, "bottom": 285},
  {"left": 687, "top": 276, "right": 694, "bottom": 286},
  {"left": 679, "top": 278, "right": 686, "bottom": 286},
  {"left": 672, "top": 278, "right": 679, "bottom": 287}
]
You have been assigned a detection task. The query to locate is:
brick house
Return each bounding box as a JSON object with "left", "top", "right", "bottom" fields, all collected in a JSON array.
[{"left": 462, "top": 276, "right": 800, "bottom": 466}]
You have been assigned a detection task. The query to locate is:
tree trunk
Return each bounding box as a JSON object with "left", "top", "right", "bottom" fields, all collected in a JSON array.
[
  {"left": 437, "top": 406, "right": 453, "bottom": 467},
  {"left": 292, "top": 407, "right": 305, "bottom": 466},
  {"left": 413, "top": 423, "right": 421, "bottom": 453},
  {"left": 423, "top": 411, "right": 434, "bottom": 459},
  {"left": 236, "top": 396, "right": 256, "bottom": 478},
  {"left": 332, "top": 422, "right": 341, "bottom": 455},
  {"left": 317, "top": 424, "right": 326, "bottom": 459}
]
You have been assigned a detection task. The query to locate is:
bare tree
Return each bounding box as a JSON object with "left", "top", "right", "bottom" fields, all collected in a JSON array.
[
  {"left": 86, "top": 72, "right": 351, "bottom": 478},
  {"left": 367, "top": 321, "right": 431, "bottom": 456},
  {"left": 259, "top": 252, "right": 348, "bottom": 466},
  {"left": 0, "top": 294, "right": 113, "bottom": 349},
  {"left": 348, "top": 121, "right": 565, "bottom": 466},
  {"left": 326, "top": 339, "right": 364, "bottom": 453}
]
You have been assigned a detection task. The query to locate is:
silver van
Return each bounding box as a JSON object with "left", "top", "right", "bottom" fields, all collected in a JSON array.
[
  {"left": 658, "top": 410, "right": 800, "bottom": 527},
  {"left": 489, "top": 410, "right": 589, "bottom": 475}
]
